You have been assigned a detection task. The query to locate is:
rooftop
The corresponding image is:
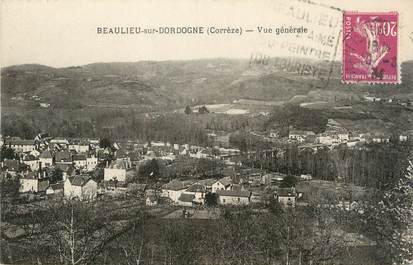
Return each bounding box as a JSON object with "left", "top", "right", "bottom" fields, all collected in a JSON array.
[
  {"left": 178, "top": 193, "right": 195, "bottom": 203},
  {"left": 277, "top": 187, "right": 296, "bottom": 197},
  {"left": 8, "top": 139, "right": 36, "bottom": 146},
  {"left": 187, "top": 183, "right": 206, "bottom": 193},
  {"left": 216, "top": 189, "right": 251, "bottom": 198},
  {"left": 68, "top": 175, "right": 93, "bottom": 186},
  {"left": 163, "top": 179, "right": 192, "bottom": 191},
  {"left": 39, "top": 150, "right": 53, "bottom": 159}
]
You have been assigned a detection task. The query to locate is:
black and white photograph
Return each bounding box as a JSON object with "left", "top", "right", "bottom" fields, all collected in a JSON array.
[{"left": 0, "top": 0, "right": 412, "bottom": 264}]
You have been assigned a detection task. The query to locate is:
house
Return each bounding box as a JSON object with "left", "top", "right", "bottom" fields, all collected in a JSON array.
[
  {"left": 104, "top": 159, "right": 132, "bottom": 183},
  {"left": 22, "top": 155, "right": 40, "bottom": 171},
  {"left": 54, "top": 163, "right": 75, "bottom": 180},
  {"left": 40, "top": 103, "right": 50, "bottom": 108},
  {"left": 19, "top": 171, "right": 49, "bottom": 193},
  {"left": 146, "top": 195, "right": 158, "bottom": 206},
  {"left": 55, "top": 150, "right": 72, "bottom": 164},
  {"left": 212, "top": 177, "right": 232, "bottom": 193},
  {"left": 370, "top": 133, "right": 390, "bottom": 143},
  {"left": 161, "top": 179, "right": 192, "bottom": 203},
  {"left": 50, "top": 137, "right": 69, "bottom": 146},
  {"left": 316, "top": 134, "right": 336, "bottom": 145},
  {"left": 300, "top": 174, "right": 312, "bottom": 180},
  {"left": 276, "top": 187, "right": 297, "bottom": 207},
  {"left": 73, "top": 154, "right": 87, "bottom": 169},
  {"left": 347, "top": 139, "right": 361, "bottom": 148},
  {"left": 68, "top": 139, "right": 90, "bottom": 153},
  {"left": 46, "top": 182, "right": 64, "bottom": 195},
  {"left": 185, "top": 183, "right": 206, "bottom": 205},
  {"left": 269, "top": 130, "right": 279, "bottom": 138},
  {"left": 289, "top": 130, "right": 315, "bottom": 142},
  {"left": 39, "top": 150, "right": 54, "bottom": 167},
  {"left": 7, "top": 139, "right": 36, "bottom": 153},
  {"left": 198, "top": 178, "right": 217, "bottom": 192},
  {"left": 217, "top": 190, "right": 251, "bottom": 205},
  {"left": 86, "top": 156, "right": 98, "bottom": 171},
  {"left": 337, "top": 132, "right": 350, "bottom": 142},
  {"left": 29, "top": 149, "right": 40, "bottom": 157},
  {"left": 177, "top": 193, "right": 196, "bottom": 207},
  {"left": 189, "top": 149, "right": 209, "bottom": 159},
  {"left": 64, "top": 175, "right": 97, "bottom": 200},
  {"left": 2, "top": 159, "right": 23, "bottom": 175}
]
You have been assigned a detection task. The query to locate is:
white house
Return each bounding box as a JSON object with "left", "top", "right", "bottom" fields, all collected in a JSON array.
[
  {"left": 316, "top": 135, "right": 336, "bottom": 145},
  {"left": 104, "top": 159, "right": 131, "bottom": 182},
  {"left": 276, "top": 187, "right": 297, "bottom": 207},
  {"left": 50, "top": 137, "right": 69, "bottom": 145},
  {"left": 73, "top": 154, "right": 87, "bottom": 169},
  {"left": 346, "top": 140, "right": 360, "bottom": 148},
  {"left": 399, "top": 135, "right": 408, "bottom": 142},
  {"left": 64, "top": 175, "right": 97, "bottom": 200},
  {"left": 8, "top": 139, "right": 36, "bottom": 153},
  {"left": 19, "top": 171, "right": 49, "bottom": 193},
  {"left": 184, "top": 183, "right": 206, "bottom": 205},
  {"left": 289, "top": 130, "right": 315, "bottom": 142},
  {"left": 69, "top": 140, "right": 90, "bottom": 153},
  {"left": 337, "top": 132, "right": 350, "bottom": 142},
  {"left": 86, "top": 156, "right": 98, "bottom": 171},
  {"left": 39, "top": 150, "right": 54, "bottom": 167},
  {"left": 217, "top": 190, "right": 251, "bottom": 205},
  {"left": 189, "top": 149, "right": 209, "bottom": 159},
  {"left": 23, "top": 155, "right": 40, "bottom": 171},
  {"left": 211, "top": 178, "right": 232, "bottom": 193},
  {"left": 161, "top": 179, "right": 191, "bottom": 203}
]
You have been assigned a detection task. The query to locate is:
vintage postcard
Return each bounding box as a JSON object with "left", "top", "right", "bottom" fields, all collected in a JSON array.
[{"left": 1, "top": 0, "right": 412, "bottom": 265}]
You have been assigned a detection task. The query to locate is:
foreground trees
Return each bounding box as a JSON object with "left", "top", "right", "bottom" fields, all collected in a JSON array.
[
  {"left": 359, "top": 159, "right": 413, "bottom": 265},
  {"left": 5, "top": 199, "right": 140, "bottom": 265}
]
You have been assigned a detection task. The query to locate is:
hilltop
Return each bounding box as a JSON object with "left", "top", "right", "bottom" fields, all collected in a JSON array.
[{"left": 1, "top": 58, "right": 412, "bottom": 139}]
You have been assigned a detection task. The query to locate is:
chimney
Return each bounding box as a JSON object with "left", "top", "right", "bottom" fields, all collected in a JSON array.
[
  {"left": 39, "top": 161, "right": 42, "bottom": 170},
  {"left": 43, "top": 171, "right": 46, "bottom": 179}
]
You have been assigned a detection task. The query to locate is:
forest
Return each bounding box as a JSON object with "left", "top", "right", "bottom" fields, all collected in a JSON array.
[{"left": 241, "top": 141, "right": 412, "bottom": 190}]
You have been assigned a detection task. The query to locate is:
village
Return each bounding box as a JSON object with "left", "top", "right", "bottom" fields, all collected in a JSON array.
[{"left": 2, "top": 120, "right": 408, "bottom": 214}]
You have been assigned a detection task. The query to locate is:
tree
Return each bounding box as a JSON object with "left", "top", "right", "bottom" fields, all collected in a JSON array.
[
  {"left": 210, "top": 208, "right": 260, "bottom": 265},
  {"left": 360, "top": 159, "right": 413, "bottom": 265},
  {"left": 23, "top": 200, "right": 135, "bottom": 265},
  {"left": 0, "top": 177, "right": 20, "bottom": 222},
  {"left": 280, "top": 175, "right": 297, "bottom": 188},
  {"left": 184, "top": 105, "right": 192, "bottom": 115},
  {"left": 0, "top": 146, "right": 19, "bottom": 161},
  {"left": 205, "top": 192, "right": 218, "bottom": 207},
  {"left": 50, "top": 168, "right": 63, "bottom": 183},
  {"left": 99, "top": 138, "right": 112, "bottom": 149},
  {"left": 198, "top": 105, "right": 210, "bottom": 114},
  {"left": 138, "top": 159, "right": 160, "bottom": 182},
  {"left": 162, "top": 221, "right": 199, "bottom": 265}
]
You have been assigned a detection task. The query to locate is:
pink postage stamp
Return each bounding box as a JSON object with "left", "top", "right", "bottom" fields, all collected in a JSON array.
[{"left": 343, "top": 11, "right": 399, "bottom": 84}]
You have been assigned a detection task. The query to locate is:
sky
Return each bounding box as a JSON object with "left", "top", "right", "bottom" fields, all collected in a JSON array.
[{"left": 1, "top": 0, "right": 413, "bottom": 67}]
